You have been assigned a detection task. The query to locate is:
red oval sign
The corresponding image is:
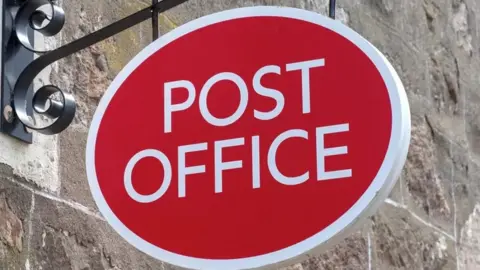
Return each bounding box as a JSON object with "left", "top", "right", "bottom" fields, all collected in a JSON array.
[{"left": 87, "top": 6, "right": 410, "bottom": 270}]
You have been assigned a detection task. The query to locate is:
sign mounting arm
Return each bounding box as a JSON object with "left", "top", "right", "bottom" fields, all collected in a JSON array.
[{"left": 329, "top": 0, "right": 336, "bottom": 19}]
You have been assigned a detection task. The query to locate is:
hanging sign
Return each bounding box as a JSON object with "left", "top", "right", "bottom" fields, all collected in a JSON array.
[{"left": 86, "top": 6, "right": 411, "bottom": 270}]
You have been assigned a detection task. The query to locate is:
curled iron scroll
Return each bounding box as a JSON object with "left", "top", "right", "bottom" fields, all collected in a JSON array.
[
  {"left": 13, "top": 0, "right": 76, "bottom": 135},
  {"left": 15, "top": 0, "right": 65, "bottom": 53}
]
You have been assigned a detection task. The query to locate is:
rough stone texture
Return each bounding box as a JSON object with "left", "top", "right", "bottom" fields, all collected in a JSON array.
[
  {"left": 465, "top": 47, "right": 480, "bottom": 162},
  {"left": 370, "top": 204, "right": 457, "bottom": 270},
  {"left": 0, "top": 0, "right": 478, "bottom": 269},
  {"left": 300, "top": 232, "right": 369, "bottom": 270},
  {"left": 403, "top": 114, "right": 454, "bottom": 236},
  {"left": 0, "top": 133, "right": 59, "bottom": 193},
  {"left": 458, "top": 204, "right": 480, "bottom": 269},
  {"left": 455, "top": 157, "right": 480, "bottom": 270},
  {"left": 0, "top": 165, "right": 33, "bottom": 270},
  {"left": 0, "top": 193, "right": 24, "bottom": 253},
  {"left": 29, "top": 195, "right": 177, "bottom": 270},
  {"left": 58, "top": 127, "right": 96, "bottom": 210}
]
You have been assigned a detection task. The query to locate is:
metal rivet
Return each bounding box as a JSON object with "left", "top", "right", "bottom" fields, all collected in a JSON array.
[{"left": 3, "top": 105, "right": 14, "bottom": 123}]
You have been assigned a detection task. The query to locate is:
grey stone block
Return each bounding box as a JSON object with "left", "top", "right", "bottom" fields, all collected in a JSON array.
[
  {"left": 403, "top": 115, "right": 455, "bottom": 235},
  {"left": 370, "top": 203, "right": 457, "bottom": 270},
  {"left": 29, "top": 194, "right": 177, "bottom": 270},
  {"left": 0, "top": 165, "right": 33, "bottom": 270},
  {"left": 59, "top": 127, "right": 96, "bottom": 210}
]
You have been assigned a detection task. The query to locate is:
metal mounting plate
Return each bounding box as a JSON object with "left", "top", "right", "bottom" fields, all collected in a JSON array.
[{"left": 1, "top": 0, "right": 34, "bottom": 143}]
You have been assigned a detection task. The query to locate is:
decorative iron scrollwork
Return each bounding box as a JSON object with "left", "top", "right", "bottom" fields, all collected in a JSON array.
[
  {"left": 15, "top": 0, "right": 65, "bottom": 53},
  {"left": 12, "top": 0, "right": 75, "bottom": 135},
  {"left": 4, "top": 0, "right": 189, "bottom": 139}
]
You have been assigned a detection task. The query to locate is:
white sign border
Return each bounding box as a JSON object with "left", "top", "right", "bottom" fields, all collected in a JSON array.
[{"left": 86, "top": 6, "right": 411, "bottom": 270}]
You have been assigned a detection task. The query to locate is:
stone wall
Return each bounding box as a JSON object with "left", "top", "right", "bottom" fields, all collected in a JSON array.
[{"left": 1, "top": 0, "right": 479, "bottom": 269}]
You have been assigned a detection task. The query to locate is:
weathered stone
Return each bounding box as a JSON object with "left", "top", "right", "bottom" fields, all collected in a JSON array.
[
  {"left": 94, "top": 53, "right": 109, "bottom": 72},
  {"left": 467, "top": 112, "right": 480, "bottom": 158},
  {"left": 465, "top": 67, "right": 480, "bottom": 161},
  {"left": 279, "top": 263, "right": 304, "bottom": 270},
  {"left": 343, "top": 0, "right": 430, "bottom": 100},
  {"left": 370, "top": 204, "right": 456, "bottom": 270},
  {"left": 164, "top": 0, "right": 326, "bottom": 24},
  {"left": 422, "top": 0, "right": 472, "bottom": 148},
  {"left": 59, "top": 127, "right": 96, "bottom": 210},
  {"left": 0, "top": 165, "right": 33, "bottom": 270},
  {"left": 0, "top": 133, "right": 59, "bottom": 193},
  {"left": 370, "top": 0, "right": 396, "bottom": 15},
  {"left": 158, "top": 13, "right": 180, "bottom": 34},
  {"left": 452, "top": 2, "right": 473, "bottom": 55},
  {"left": 92, "top": 0, "right": 153, "bottom": 78},
  {"left": 0, "top": 193, "right": 24, "bottom": 252},
  {"left": 458, "top": 204, "right": 480, "bottom": 269},
  {"left": 29, "top": 194, "right": 177, "bottom": 270},
  {"left": 300, "top": 231, "right": 368, "bottom": 270},
  {"left": 424, "top": 43, "right": 467, "bottom": 146},
  {"left": 454, "top": 158, "right": 480, "bottom": 244},
  {"left": 164, "top": 0, "right": 350, "bottom": 26},
  {"left": 403, "top": 115, "right": 454, "bottom": 235}
]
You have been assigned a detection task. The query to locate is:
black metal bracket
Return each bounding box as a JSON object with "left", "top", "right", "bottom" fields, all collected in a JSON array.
[
  {"left": 329, "top": 0, "right": 336, "bottom": 19},
  {"left": 1, "top": 0, "right": 36, "bottom": 142},
  {"left": 1, "top": 0, "right": 337, "bottom": 144},
  {"left": 1, "top": 0, "right": 189, "bottom": 143}
]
